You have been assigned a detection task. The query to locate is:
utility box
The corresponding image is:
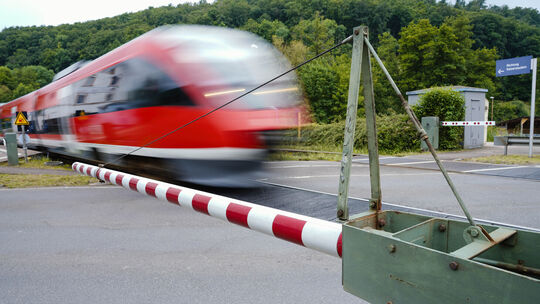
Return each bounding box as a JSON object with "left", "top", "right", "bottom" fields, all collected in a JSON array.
[
  {"left": 407, "top": 86, "right": 489, "bottom": 149},
  {"left": 421, "top": 117, "right": 439, "bottom": 151},
  {"left": 4, "top": 133, "right": 18, "bottom": 166}
]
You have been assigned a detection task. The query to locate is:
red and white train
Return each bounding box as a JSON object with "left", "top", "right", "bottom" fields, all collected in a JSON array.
[{"left": 0, "top": 26, "right": 307, "bottom": 186}]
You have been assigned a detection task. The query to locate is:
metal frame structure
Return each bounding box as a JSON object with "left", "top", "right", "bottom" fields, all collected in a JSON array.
[{"left": 339, "top": 26, "right": 540, "bottom": 303}]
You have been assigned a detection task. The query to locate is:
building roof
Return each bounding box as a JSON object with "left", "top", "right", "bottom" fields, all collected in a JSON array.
[
  {"left": 406, "top": 86, "right": 488, "bottom": 96},
  {"left": 497, "top": 116, "right": 540, "bottom": 127}
]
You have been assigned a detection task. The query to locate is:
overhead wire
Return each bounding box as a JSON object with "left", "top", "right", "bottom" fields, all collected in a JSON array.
[{"left": 101, "top": 35, "right": 353, "bottom": 168}]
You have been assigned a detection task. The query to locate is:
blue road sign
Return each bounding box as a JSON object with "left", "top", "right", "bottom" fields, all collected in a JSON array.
[{"left": 496, "top": 56, "right": 532, "bottom": 77}]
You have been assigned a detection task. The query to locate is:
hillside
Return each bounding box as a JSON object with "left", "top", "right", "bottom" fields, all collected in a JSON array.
[{"left": 0, "top": 0, "right": 538, "bottom": 120}]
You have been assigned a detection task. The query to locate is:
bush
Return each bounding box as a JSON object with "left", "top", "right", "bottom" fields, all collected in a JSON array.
[
  {"left": 283, "top": 113, "right": 419, "bottom": 154},
  {"left": 492, "top": 100, "right": 529, "bottom": 122},
  {"left": 412, "top": 88, "right": 465, "bottom": 150}
]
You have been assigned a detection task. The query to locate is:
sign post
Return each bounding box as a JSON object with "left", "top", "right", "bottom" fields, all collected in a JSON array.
[
  {"left": 496, "top": 56, "right": 537, "bottom": 157},
  {"left": 529, "top": 58, "right": 537, "bottom": 158},
  {"left": 14, "top": 111, "right": 29, "bottom": 163}
]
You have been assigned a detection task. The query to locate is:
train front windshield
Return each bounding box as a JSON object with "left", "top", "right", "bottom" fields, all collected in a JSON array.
[{"left": 160, "top": 26, "right": 303, "bottom": 110}]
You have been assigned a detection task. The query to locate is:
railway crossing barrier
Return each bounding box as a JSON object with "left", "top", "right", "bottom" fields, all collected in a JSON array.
[
  {"left": 73, "top": 25, "right": 539, "bottom": 303},
  {"left": 72, "top": 162, "right": 343, "bottom": 258}
]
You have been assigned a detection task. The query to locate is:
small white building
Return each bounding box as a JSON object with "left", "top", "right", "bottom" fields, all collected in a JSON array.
[{"left": 406, "top": 86, "right": 489, "bottom": 149}]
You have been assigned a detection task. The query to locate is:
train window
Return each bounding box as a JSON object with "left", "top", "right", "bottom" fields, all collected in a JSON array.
[
  {"left": 33, "top": 108, "right": 63, "bottom": 134},
  {"left": 76, "top": 94, "right": 87, "bottom": 104},
  {"left": 98, "top": 57, "right": 194, "bottom": 113},
  {"left": 110, "top": 76, "right": 119, "bottom": 86},
  {"left": 72, "top": 57, "right": 194, "bottom": 115},
  {"left": 83, "top": 76, "right": 96, "bottom": 87}
]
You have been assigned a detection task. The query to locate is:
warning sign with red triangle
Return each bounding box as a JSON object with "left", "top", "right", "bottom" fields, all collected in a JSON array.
[{"left": 15, "top": 111, "right": 29, "bottom": 125}]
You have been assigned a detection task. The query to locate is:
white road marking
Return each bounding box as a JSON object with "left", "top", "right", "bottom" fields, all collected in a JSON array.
[
  {"left": 266, "top": 164, "right": 340, "bottom": 169},
  {"left": 386, "top": 160, "right": 436, "bottom": 166},
  {"left": 263, "top": 172, "right": 441, "bottom": 180},
  {"left": 463, "top": 166, "right": 527, "bottom": 173},
  {"left": 258, "top": 181, "right": 540, "bottom": 233},
  {"left": 353, "top": 156, "right": 397, "bottom": 160}
]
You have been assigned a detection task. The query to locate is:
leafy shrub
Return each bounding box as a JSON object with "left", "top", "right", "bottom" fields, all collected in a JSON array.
[
  {"left": 492, "top": 100, "right": 529, "bottom": 122},
  {"left": 283, "top": 113, "right": 419, "bottom": 154},
  {"left": 412, "top": 88, "right": 465, "bottom": 150}
]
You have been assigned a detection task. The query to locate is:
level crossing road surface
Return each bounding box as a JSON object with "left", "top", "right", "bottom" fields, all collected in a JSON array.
[
  {"left": 352, "top": 155, "right": 540, "bottom": 180},
  {"left": 2, "top": 148, "right": 540, "bottom": 303},
  {"left": 258, "top": 160, "right": 540, "bottom": 230},
  {"left": 0, "top": 186, "right": 362, "bottom": 304}
]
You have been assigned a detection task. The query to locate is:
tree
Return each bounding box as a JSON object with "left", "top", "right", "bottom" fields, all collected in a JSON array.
[
  {"left": 272, "top": 37, "right": 309, "bottom": 66},
  {"left": 372, "top": 32, "right": 402, "bottom": 114},
  {"left": 12, "top": 83, "right": 34, "bottom": 98},
  {"left": 242, "top": 19, "right": 289, "bottom": 42},
  {"left": 398, "top": 17, "right": 498, "bottom": 95},
  {"left": 493, "top": 100, "right": 529, "bottom": 122},
  {"left": 291, "top": 12, "right": 345, "bottom": 56},
  {"left": 412, "top": 88, "right": 465, "bottom": 149},
  {"left": 0, "top": 85, "right": 12, "bottom": 103},
  {"left": 398, "top": 19, "right": 441, "bottom": 92},
  {"left": 298, "top": 55, "right": 353, "bottom": 123},
  {"left": 0, "top": 66, "right": 15, "bottom": 90},
  {"left": 0, "top": 65, "right": 54, "bottom": 101}
]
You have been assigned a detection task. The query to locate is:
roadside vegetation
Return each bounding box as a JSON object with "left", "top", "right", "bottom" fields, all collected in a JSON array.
[
  {"left": 1, "top": 1, "right": 538, "bottom": 163},
  {"left": 0, "top": 155, "right": 97, "bottom": 188},
  {"left": 463, "top": 155, "right": 540, "bottom": 165},
  {"left": 1, "top": 0, "right": 539, "bottom": 118},
  {"left": 0, "top": 155, "right": 71, "bottom": 170},
  {"left": 0, "top": 174, "right": 96, "bottom": 188}
]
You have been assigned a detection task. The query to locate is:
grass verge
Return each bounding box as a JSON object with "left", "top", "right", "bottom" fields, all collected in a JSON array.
[
  {"left": 0, "top": 155, "right": 97, "bottom": 188},
  {"left": 0, "top": 174, "right": 96, "bottom": 188},
  {"left": 269, "top": 144, "right": 432, "bottom": 161},
  {"left": 462, "top": 154, "right": 540, "bottom": 165},
  {"left": 0, "top": 155, "right": 72, "bottom": 170}
]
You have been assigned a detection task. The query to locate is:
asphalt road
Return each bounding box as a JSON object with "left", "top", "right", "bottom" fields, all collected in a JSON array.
[
  {"left": 260, "top": 160, "right": 540, "bottom": 229},
  {"left": 1, "top": 148, "right": 540, "bottom": 303},
  {"left": 0, "top": 186, "right": 360, "bottom": 304}
]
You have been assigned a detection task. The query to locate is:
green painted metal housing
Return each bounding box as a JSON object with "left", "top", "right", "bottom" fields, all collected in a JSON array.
[
  {"left": 342, "top": 211, "right": 540, "bottom": 303},
  {"left": 421, "top": 116, "right": 439, "bottom": 150},
  {"left": 4, "top": 133, "right": 18, "bottom": 166}
]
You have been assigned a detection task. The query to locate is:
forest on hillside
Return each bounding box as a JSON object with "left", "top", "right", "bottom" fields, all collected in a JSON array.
[{"left": 0, "top": 0, "right": 538, "bottom": 122}]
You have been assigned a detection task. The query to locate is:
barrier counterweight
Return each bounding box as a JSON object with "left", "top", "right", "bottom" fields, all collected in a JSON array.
[{"left": 72, "top": 162, "right": 343, "bottom": 258}]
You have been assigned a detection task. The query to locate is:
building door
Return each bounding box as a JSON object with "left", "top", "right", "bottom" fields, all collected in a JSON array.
[{"left": 468, "top": 99, "right": 483, "bottom": 147}]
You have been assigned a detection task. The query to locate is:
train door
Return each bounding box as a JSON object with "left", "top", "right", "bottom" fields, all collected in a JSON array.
[
  {"left": 10, "top": 106, "right": 17, "bottom": 134},
  {"left": 58, "top": 85, "right": 80, "bottom": 154}
]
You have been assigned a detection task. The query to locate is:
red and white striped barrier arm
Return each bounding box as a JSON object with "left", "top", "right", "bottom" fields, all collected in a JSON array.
[
  {"left": 441, "top": 121, "right": 495, "bottom": 126},
  {"left": 72, "top": 162, "right": 343, "bottom": 258}
]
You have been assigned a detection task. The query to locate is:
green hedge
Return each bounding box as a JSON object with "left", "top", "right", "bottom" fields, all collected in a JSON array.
[
  {"left": 284, "top": 113, "right": 420, "bottom": 154},
  {"left": 412, "top": 88, "right": 465, "bottom": 150}
]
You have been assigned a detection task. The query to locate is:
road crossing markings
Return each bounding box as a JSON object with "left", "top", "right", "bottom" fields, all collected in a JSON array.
[
  {"left": 386, "top": 160, "right": 436, "bottom": 166},
  {"left": 463, "top": 166, "right": 528, "bottom": 173}
]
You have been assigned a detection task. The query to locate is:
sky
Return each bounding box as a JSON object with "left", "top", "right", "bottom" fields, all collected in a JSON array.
[{"left": 0, "top": 0, "right": 539, "bottom": 30}]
